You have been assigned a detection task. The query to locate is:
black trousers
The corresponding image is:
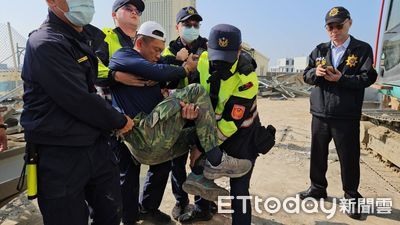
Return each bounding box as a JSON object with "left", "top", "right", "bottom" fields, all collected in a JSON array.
[
  {"left": 170, "top": 152, "right": 189, "bottom": 206},
  {"left": 221, "top": 126, "right": 259, "bottom": 225},
  {"left": 113, "top": 141, "right": 171, "bottom": 223},
  {"left": 230, "top": 159, "right": 256, "bottom": 225},
  {"left": 171, "top": 152, "right": 212, "bottom": 211},
  {"left": 310, "top": 116, "right": 361, "bottom": 197},
  {"left": 37, "top": 137, "right": 122, "bottom": 225}
]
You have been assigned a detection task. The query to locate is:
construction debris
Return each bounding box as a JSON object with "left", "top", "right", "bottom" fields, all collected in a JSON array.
[{"left": 259, "top": 73, "right": 311, "bottom": 99}]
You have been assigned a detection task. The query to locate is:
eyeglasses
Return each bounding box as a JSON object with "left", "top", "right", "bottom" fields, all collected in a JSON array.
[
  {"left": 325, "top": 19, "right": 349, "bottom": 31},
  {"left": 182, "top": 22, "right": 200, "bottom": 29},
  {"left": 122, "top": 5, "right": 142, "bottom": 16}
]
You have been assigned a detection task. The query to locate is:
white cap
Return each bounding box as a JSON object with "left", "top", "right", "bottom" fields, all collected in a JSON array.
[{"left": 137, "top": 21, "right": 166, "bottom": 41}]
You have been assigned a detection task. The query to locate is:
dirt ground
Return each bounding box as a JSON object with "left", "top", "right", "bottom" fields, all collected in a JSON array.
[{"left": 1, "top": 98, "right": 399, "bottom": 225}]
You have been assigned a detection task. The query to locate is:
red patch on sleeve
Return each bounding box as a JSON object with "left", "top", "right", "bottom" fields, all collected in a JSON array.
[{"left": 231, "top": 104, "right": 245, "bottom": 120}]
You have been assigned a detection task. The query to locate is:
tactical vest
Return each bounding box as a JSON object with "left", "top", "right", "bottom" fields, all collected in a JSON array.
[
  {"left": 197, "top": 51, "right": 259, "bottom": 142},
  {"left": 162, "top": 47, "right": 189, "bottom": 87},
  {"left": 97, "top": 28, "right": 123, "bottom": 78}
]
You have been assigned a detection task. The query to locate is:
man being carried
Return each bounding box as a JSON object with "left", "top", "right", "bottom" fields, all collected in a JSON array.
[{"left": 109, "top": 21, "right": 252, "bottom": 201}]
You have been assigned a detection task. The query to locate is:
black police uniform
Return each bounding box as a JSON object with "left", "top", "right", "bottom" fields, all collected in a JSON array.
[
  {"left": 21, "top": 11, "right": 127, "bottom": 225},
  {"left": 303, "top": 35, "right": 377, "bottom": 198},
  {"left": 96, "top": 27, "right": 172, "bottom": 223}
]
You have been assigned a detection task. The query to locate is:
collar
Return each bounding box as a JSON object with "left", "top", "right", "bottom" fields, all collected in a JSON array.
[
  {"left": 114, "top": 27, "right": 135, "bottom": 48},
  {"left": 46, "top": 10, "right": 84, "bottom": 40},
  {"left": 230, "top": 59, "right": 239, "bottom": 74},
  {"left": 331, "top": 36, "right": 351, "bottom": 50},
  {"left": 45, "top": 10, "right": 101, "bottom": 45}
]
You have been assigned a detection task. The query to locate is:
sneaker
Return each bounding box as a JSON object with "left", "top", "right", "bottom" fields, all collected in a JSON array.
[
  {"left": 171, "top": 202, "right": 192, "bottom": 220},
  {"left": 178, "top": 206, "right": 213, "bottom": 223},
  {"left": 139, "top": 208, "right": 171, "bottom": 224},
  {"left": 203, "top": 152, "right": 252, "bottom": 180},
  {"left": 182, "top": 172, "right": 229, "bottom": 202}
]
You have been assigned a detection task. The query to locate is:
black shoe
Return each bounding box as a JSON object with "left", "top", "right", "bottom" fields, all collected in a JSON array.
[
  {"left": 344, "top": 193, "right": 362, "bottom": 220},
  {"left": 210, "top": 201, "right": 218, "bottom": 214},
  {"left": 347, "top": 209, "right": 362, "bottom": 220},
  {"left": 139, "top": 209, "right": 171, "bottom": 224},
  {"left": 178, "top": 207, "right": 213, "bottom": 223},
  {"left": 299, "top": 187, "right": 327, "bottom": 200},
  {"left": 171, "top": 202, "right": 192, "bottom": 220}
]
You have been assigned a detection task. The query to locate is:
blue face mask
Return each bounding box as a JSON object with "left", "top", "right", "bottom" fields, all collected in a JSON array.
[
  {"left": 61, "top": 0, "right": 95, "bottom": 26},
  {"left": 181, "top": 27, "right": 200, "bottom": 43}
]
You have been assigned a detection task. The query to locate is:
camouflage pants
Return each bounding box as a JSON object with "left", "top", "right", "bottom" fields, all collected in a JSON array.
[{"left": 123, "top": 83, "right": 218, "bottom": 165}]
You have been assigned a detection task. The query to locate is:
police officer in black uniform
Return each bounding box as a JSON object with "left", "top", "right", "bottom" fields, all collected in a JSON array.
[
  {"left": 20, "top": 1, "right": 134, "bottom": 224},
  {"left": 300, "top": 6, "right": 377, "bottom": 220},
  {"left": 160, "top": 6, "right": 214, "bottom": 222},
  {"left": 95, "top": 1, "right": 172, "bottom": 224}
]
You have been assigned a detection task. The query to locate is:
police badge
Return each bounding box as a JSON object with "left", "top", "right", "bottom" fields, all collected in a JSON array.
[
  {"left": 346, "top": 54, "right": 358, "bottom": 67},
  {"left": 329, "top": 8, "right": 339, "bottom": 17}
]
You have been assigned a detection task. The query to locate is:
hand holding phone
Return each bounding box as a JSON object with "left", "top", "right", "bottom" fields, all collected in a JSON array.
[{"left": 326, "top": 66, "right": 336, "bottom": 74}]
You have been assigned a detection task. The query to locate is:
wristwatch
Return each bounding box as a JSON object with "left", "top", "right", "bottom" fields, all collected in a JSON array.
[{"left": 0, "top": 123, "right": 7, "bottom": 130}]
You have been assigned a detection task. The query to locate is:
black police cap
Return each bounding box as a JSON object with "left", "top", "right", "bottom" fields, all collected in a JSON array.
[
  {"left": 208, "top": 24, "right": 242, "bottom": 63},
  {"left": 176, "top": 6, "right": 203, "bottom": 24},
  {"left": 112, "top": 0, "right": 145, "bottom": 13},
  {"left": 325, "top": 6, "right": 351, "bottom": 25}
]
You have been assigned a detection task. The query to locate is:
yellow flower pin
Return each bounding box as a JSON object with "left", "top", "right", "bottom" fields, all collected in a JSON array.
[{"left": 346, "top": 54, "right": 358, "bottom": 67}]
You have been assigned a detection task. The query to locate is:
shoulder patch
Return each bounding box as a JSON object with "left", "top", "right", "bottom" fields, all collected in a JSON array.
[
  {"left": 231, "top": 104, "right": 245, "bottom": 120},
  {"left": 238, "top": 82, "right": 254, "bottom": 91}
]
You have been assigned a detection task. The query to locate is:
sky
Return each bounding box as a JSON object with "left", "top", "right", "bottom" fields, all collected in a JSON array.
[{"left": 0, "top": 0, "right": 382, "bottom": 66}]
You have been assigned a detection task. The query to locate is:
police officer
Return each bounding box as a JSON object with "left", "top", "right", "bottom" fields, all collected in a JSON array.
[
  {"left": 161, "top": 6, "right": 213, "bottom": 222},
  {"left": 300, "top": 6, "right": 377, "bottom": 220},
  {"left": 20, "top": 1, "right": 134, "bottom": 224},
  {"left": 194, "top": 24, "right": 275, "bottom": 225},
  {"left": 162, "top": 6, "right": 207, "bottom": 88},
  {"left": 0, "top": 115, "right": 7, "bottom": 152},
  {"left": 95, "top": 1, "right": 172, "bottom": 224},
  {"left": 108, "top": 21, "right": 253, "bottom": 200}
]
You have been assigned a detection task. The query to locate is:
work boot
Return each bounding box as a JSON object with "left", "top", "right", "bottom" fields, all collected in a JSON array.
[
  {"left": 139, "top": 208, "right": 171, "bottom": 224},
  {"left": 203, "top": 152, "right": 252, "bottom": 180},
  {"left": 182, "top": 172, "right": 229, "bottom": 202},
  {"left": 171, "top": 202, "right": 192, "bottom": 220},
  {"left": 178, "top": 206, "right": 213, "bottom": 223}
]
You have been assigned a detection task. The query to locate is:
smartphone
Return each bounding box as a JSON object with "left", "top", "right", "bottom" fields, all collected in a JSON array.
[{"left": 326, "top": 65, "right": 336, "bottom": 74}]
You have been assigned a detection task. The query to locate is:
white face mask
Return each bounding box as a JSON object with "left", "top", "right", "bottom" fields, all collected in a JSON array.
[
  {"left": 60, "top": 0, "right": 95, "bottom": 26},
  {"left": 181, "top": 26, "right": 200, "bottom": 43}
]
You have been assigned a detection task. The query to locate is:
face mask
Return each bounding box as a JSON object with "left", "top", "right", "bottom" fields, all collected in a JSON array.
[
  {"left": 181, "top": 27, "right": 200, "bottom": 43},
  {"left": 60, "top": 0, "right": 95, "bottom": 26},
  {"left": 210, "top": 61, "right": 234, "bottom": 80}
]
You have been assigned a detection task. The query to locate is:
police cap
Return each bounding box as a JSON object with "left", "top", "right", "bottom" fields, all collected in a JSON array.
[
  {"left": 325, "top": 6, "right": 351, "bottom": 25},
  {"left": 176, "top": 6, "right": 203, "bottom": 24},
  {"left": 208, "top": 24, "right": 242, "bottom": 63},
  {"left": 112, "top": 0, "right": 145, "bottom": 13}
]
